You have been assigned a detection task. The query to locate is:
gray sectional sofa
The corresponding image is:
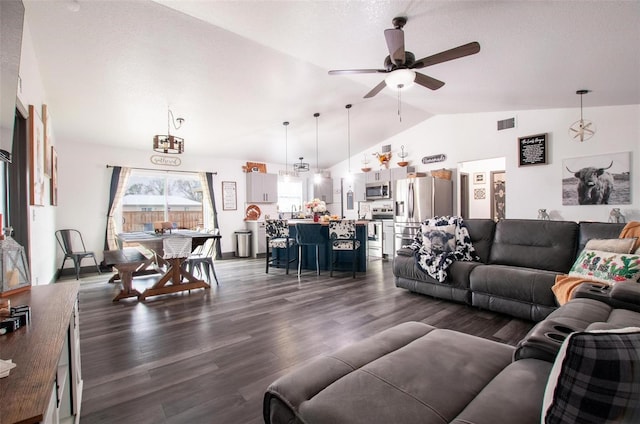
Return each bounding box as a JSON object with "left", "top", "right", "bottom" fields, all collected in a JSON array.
[
  {"left": 264, "top": 287, "right": 640, "bottom": 424},
  {"left": 393, "top": 219, "right": 625, "bottom": 321}
]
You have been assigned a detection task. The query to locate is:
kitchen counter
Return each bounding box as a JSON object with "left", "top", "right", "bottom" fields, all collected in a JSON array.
[{"left": 271, "top": 221, "right": 368, "bottom": 273}]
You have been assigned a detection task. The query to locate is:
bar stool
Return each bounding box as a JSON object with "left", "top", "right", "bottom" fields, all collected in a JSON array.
[
  {"left": 295, "top": 223, "right": 325, "bottom": 276},
  {"left": 266, "top": 219, "right": 296, "bottom": 274},
  {"left": 329, "top": 220, "right": 362, "bottom": 278}
]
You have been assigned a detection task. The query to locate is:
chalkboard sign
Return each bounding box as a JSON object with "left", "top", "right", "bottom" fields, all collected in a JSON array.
[{"left": 518, "top": 133, "right": 547, "bottom": 166}]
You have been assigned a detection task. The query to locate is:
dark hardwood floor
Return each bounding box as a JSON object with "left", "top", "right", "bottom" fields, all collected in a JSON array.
[{"left": 68, "top": 257, "right": 535, "bottom": 424}]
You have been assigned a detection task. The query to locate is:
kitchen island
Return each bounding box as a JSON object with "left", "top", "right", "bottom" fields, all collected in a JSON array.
[{"left": 272, "top": 220, "right": 368, "bottom": 273}]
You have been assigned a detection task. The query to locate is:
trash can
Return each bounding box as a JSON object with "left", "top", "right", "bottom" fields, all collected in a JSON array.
[{"left": 235, "top": 230, "right": 252, "bottom": 258}]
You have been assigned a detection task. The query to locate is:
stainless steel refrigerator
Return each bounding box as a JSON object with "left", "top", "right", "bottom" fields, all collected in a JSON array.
[{"left": 394, "top": 176, "right": 453, "bottom": 254}]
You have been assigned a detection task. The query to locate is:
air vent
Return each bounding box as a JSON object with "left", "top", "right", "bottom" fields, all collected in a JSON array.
[
  {"left": 497, "top": 117, "right": 515, "bottom": 131},
  {"left": 381, "top": 144, "right": 391, "bottom": 153}
]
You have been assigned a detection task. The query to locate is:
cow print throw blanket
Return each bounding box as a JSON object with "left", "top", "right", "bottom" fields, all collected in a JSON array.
[{"left": 407, "top": 216, "right": 480, "bottom": 283}]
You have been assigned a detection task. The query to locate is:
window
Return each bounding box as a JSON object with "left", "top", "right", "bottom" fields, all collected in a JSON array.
[
  {"left": 120, "top": 170, "right": 203, "bottom": 232},
  {"left": 278, "top": 178, "right": 303, "bottom": 216}
]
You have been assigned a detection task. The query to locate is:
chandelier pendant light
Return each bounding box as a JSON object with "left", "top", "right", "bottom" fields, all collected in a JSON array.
[
  {"left": 294, "top": 157, "right": 310, "bottom": 172},
  {"left": 153, "top": 109, "right": 184, "bottom": 154},
  {"left": 313, "top": 112, "right": 322, "bottom": 184},
  {"left": 569, "top": 89, "right": 596, "bottom": 142}
]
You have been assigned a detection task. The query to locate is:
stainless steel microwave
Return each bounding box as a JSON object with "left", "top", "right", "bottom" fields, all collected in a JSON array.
[{"left": 365, "top": 181, "right": 391, "bottom": 200}]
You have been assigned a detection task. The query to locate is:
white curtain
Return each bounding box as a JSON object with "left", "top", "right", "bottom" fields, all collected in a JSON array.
[{"left": 199, "top": 172, "right": 214, "bottom": 231}]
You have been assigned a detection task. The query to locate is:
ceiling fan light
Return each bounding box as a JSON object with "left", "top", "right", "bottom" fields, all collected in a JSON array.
[{"left": 385, "top": 69, "right": 415, "bottom": 89}]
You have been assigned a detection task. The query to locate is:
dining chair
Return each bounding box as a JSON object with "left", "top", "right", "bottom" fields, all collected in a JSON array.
[
  {"left": 266, "top": 219, "right": 296, "bottom": 274},
  {"left": 328, "top": 220, "right": 362, "bottom": 278},
  {"left": 182, "top": 233, "right": 219, "bottom": 285},
  {"left": 295, "top": 223, "right": 325, "bottom": 277},
  {"left": 55, "top": 229, "right": 101, "bottom": 279}
]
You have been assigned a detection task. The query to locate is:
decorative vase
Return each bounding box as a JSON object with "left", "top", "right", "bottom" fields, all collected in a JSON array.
[{"left": 313, "top": 212, "right": 319, "bottom": 222}]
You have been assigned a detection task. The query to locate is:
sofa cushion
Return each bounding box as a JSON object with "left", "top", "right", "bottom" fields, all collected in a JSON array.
[
  {"left": 464, "top": 219, "right": 496, "bottom": 264},
  {"left": 489, "top": 219, "right": 578, "bottom": 273},
  {"left": 577, "top": 221, "right": 627, "bottom": 253},
  {"left": 470, "top": 264, "right": 559, "bottom": 321},
  {"left": 542, "top": 327, "right": 640, "bottom": 424},
  {"left": 451, "top": 359, "right": 552, "bottom": 424},
  {"left": 584, "top": 237, "right": 637, "bottom": 253},
  {"left": 264, "top": 323, "right": 515, "bottom": 424},
  {"left": 568, "top": 249, "right": 640, "bottom": 285}
]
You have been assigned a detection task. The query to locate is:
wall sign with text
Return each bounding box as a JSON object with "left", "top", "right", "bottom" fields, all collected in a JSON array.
[{"left": 518, "top": 133, "right": 547, "bottom": 166}]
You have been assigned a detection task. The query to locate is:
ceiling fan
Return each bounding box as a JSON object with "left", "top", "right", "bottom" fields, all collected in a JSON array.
[{"left": 328, "top": 17, "right": 481, "bottom": 98}]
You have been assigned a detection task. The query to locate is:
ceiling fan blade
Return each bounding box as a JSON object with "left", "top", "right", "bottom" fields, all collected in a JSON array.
[
  {"left": 412, "top": 41, "right": 481, "bottom": 69},
  {"left": 384, "top": 28, "right": 405, "bottom": 65},
  {"left": 414, "top": 72, "right": 445, "bottom": 90},
  {"left": 364, "top": 80, "right": 387, "bottom": 98},
  {"left": 328, "top": 69, "right": 386, "bottom": 75}
]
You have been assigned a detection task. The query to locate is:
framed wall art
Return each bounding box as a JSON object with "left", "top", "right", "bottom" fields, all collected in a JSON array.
[
  {"left": 473, "top": 172, "right": 485, "bottom": 185},
  {"left": 28, "top": 105, "right": 46, "bottom": 206},
  {"left": 50, "top": 146, "right": 58, "bottom": 206},
  {"left": 562, "top": 152, "right": 631, "bottom": 205},
  {"left": 491, "top": 170, "right": 506, "bottom": 221},
  {"left": 42, "top": 104, "right": 52, "bottom": 177},
  {"left": 518, "top": 133, "right": 547, "bottom": 166},
  {"left": 222, "top": 181, "right": 237, "bottom": 211}
]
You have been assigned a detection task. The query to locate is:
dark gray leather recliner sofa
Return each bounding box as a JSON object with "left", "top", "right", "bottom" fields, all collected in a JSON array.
[
  {"left": 264, "top": 286, "right": 640, "bottom": 424},
  {"left": 393, "top": 219, "right": 625, "bottom": 321}
]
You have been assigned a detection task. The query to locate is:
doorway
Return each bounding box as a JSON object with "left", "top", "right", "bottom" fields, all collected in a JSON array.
[{"left": 460, "top": 173, "right": 469, "bottom": 219}]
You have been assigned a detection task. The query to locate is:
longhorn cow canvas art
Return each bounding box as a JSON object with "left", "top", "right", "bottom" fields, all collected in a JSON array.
[{"left": 562, "top": 152, "right": 631, "bottom": 205}]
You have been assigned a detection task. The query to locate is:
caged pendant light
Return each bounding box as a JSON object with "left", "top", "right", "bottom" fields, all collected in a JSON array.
[{"left": 569, "top": 89, "right": 596, "bottom": 142}]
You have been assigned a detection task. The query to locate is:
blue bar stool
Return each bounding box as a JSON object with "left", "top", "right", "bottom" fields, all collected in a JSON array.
[{"left": 295, "top": 223, "right": 325, "bottom": 276}]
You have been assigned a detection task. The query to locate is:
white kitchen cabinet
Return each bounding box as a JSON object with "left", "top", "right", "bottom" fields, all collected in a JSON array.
[
  {"left": 366, "top": 169, "right": 391, "bottom": 183},
  {"left": 246, "top": 172, "right": 278, "bottom": 203},
  {"left": 382, "top": 219, "right": 395, "bottom": 257},
  {"left": 352, "top": 173, "right": 366, "bottom": 202},
  {"left": 312, "top": 177, "right": 333, "bottom": 203}
]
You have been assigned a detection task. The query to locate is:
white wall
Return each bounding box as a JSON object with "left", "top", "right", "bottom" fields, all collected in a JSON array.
[
  {"left": 54, "top": 141, "right": 292, "bottom": 266},
  {"left": 17, "top": 20, "right": 57, "bottom": 286},
  {"left": 331, "top": 104, "right": 640, "bottom": 223}
]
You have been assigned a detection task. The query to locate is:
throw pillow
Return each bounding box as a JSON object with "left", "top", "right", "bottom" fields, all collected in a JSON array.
[
  {"left": 568, "top": 249, "right": 640, "bottom": 285},
  {"left": 584, "top": 237, "right": 637, "bottom": 254},
  {"left": 420, "top": 224, "right": 456, "bottom": 254},
  {"left": 542, "top": 327, "right": 640, "bottom": 424}
]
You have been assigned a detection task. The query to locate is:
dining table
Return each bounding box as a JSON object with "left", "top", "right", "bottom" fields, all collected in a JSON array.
[{"left": 113, "top": 230, "right": 220, "bottom": 300}]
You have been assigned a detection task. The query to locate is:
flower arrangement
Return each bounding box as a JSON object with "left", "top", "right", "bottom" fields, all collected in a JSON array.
[{"left": 305, "top": 198, "right": 327, "bottom": 213}]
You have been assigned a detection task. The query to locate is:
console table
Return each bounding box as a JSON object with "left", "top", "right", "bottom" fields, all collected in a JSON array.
[{"left": 0, "top": 283, "right": 82, "bottom": 424}]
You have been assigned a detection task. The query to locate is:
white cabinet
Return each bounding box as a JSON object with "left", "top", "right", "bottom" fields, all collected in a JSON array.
[
  {"left": 391, "top": 167, "right": 409, "bottom": 181},
  {"left": 366, "top": 169, "right": 390, "bottom": 183},
  {"left": 246, "top": 172, "right": 278, "bottom": 203},
  {"left": 245, "top": 220, "right": 266, "bottom": 258},
  {"left": 382, "top": 219, "right": 395, "bottom": 257},
  {"left": 352, "top": 173, "right": 366, "bottom": 202},
  {"left": 48, "top": 298, "right": 82, "bottom": 424},
  {"left": 312, "top": 177, "right": 333, "bottom": 203}
]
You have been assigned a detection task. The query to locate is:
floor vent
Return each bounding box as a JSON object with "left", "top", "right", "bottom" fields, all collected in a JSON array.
[{"left": 497, "top": 117, "right": 515, "bottom": 131}]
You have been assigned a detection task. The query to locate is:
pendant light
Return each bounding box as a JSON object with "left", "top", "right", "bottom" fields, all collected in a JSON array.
[
  {"left": 283, "top": 121, "right": 290, "bottom": 181},
  {"left": 153, "top": 109, "right": 185, "bottom": 154},
  {"left": 313, "top": 112, "right": 322, "bottom": 184},
  {"left": 569, "top": 89, "right": 596, "bottom": 142},
  {"left": 345, "top": 104, "right": 353, "bottom": 181}
]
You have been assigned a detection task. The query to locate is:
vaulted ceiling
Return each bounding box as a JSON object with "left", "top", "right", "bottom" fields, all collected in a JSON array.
[{"left": 22, "top": 1, "right": 640, "bottom": 169}]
